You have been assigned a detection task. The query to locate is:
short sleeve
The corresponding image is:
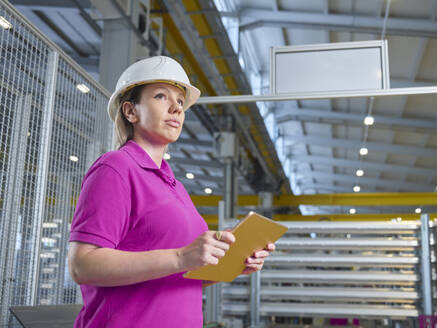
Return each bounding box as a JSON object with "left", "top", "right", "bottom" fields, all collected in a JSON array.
[{"left": 69, "top": 164, "right": 131, "bottom": 248}]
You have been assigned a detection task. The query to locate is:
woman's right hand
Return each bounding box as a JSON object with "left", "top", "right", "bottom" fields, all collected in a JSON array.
[{"left": 177, "top": 231, "right": 236, "bottom": 272}]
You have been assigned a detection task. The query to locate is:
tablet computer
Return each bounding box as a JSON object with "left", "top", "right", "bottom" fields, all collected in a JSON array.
[{"left": 183, "top": 212, "right": 288, "bottom": 282}]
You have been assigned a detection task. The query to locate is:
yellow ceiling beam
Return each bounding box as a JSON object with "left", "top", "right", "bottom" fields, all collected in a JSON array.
[
  {"left": 177, "top": 1, "right": 284, "bottom": 193},
  {"left": 201, "top": 213, "right": 436, "bottom": 224},
  {"left": 275, "top": 193, "right": 437, "bottom": 206},
  {"left": 191, "top": 192, "right": 437, "bottom": 207},
  {"left": 160, "top": 13, "right": 216, "bottom": 97}
]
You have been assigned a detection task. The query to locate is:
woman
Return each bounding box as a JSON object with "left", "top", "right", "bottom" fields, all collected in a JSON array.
[{"left": 68, "top": 56, "right": 275, "bottom": 327}]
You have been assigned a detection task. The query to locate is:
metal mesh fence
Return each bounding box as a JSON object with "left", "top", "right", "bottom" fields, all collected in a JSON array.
[{"left": 0, "top": 2, "right": 112, "bottom": 326}]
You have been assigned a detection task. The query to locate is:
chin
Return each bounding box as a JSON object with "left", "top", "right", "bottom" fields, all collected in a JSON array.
[{"left": 161, "top": 134, "right": 180, "bottom": 144}]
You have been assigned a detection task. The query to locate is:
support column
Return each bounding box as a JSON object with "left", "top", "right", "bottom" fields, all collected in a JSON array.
[
  {"left": 204, "top": 201, "right": 225, "bottom": 324},
  {"left": 248, "top": 192, "right": 273, "bottom": 328},
  {"left": 93, "top": 0, "right": 149, "bottom": 92},
  {"left": 55, "top": 173, "right": 73, "bottom": 304},
  {"left": 214, "top": 132, "right": 238, "bottom": 219},
  {"left": 0, "top": 93, "right": 32, "bottom": 324},
  {"left": 420, "top": 214, "right": 433, "bottom": 315},
  {"left": 249, "top": 270, "right": 261, "bottom": 328},
  {"left": 29, "top": 51, "right": 59, "bottom": 307}
]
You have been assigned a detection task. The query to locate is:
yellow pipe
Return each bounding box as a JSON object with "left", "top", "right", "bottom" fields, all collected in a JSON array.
[{"left": 191, "top": 192, "right": 437, "bottom": 207}]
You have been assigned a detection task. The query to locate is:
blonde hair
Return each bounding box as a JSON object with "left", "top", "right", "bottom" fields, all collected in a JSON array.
[{"left": 113, "top": 85, "right": 144, "bottom": 149}]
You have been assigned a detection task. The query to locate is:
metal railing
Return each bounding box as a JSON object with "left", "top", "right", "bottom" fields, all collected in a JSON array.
[{"left": 0, "top": 1, "right": 112, "bottom": 326}]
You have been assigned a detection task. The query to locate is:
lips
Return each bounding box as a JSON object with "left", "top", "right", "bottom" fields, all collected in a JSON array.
[{"left": 165, "top": 119, "right": 181, "bottom": 128}]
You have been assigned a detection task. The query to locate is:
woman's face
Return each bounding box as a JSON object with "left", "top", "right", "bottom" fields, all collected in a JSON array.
[{"left": 125, "top": 83, "right": 186, "bottom": 145}]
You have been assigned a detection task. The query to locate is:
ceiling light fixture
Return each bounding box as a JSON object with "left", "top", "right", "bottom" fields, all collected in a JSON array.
[
  {"left": 204, "top": 187, "right": 212, "bottom": 194},
  {"left": 415, "top": 208, "right": 421, "bottom": 214},
  {"left": 186, "top": 172, "right": 194, "bottom": 179},
  {"left": 353, "top": 186, "right": 361, "bottom": 192},
  {"left": 69, "top": 155, "right": 79, "bottom": 162},
  {"left": 356, "top": 169, "right": 364, "bottom": 177},
  {"left": 364, "top": 116, "right": 374, "bottom": 126},
  {"left": 76, "top": 83, "right": 90, "bottom": 93},
  {"left": 359, "top": 147, "right": 368, "bottom": 156},
  {"left": 164, "top": 153, "right": 171, "bottom": 160},
  {"left": 349, "top": 208, "right": 356, "bottom": 214}
]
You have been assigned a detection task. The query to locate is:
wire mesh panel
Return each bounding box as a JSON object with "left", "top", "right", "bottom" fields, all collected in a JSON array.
[{"left": 0, "top": 2, "right": 112, "bottom": 327}]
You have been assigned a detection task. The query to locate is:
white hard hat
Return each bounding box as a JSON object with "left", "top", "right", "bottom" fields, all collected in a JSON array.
[{"left": 107, "top": 56, "right": 201, "bottom": 121}]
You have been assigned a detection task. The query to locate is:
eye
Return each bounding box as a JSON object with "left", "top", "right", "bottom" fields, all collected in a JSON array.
[
  {"left": 154, "top": 93, "right": 165, "bottom": 100},
  {"left": 177, "top": 99, "right": 184, "bottom": 106}
]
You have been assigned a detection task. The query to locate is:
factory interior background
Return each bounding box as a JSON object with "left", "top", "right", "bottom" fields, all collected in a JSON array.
[{"left": 0, "top": 0, "right": 436, "bottom": 327}]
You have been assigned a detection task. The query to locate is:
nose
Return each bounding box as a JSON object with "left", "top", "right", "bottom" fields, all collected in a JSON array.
[{"left": 169, "top": 98, "right": 183, "bottom": 114}]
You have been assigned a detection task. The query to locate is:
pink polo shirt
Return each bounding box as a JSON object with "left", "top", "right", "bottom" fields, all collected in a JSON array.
[{"left": 69, "top": 140, "right": 209, "bottom": 328}]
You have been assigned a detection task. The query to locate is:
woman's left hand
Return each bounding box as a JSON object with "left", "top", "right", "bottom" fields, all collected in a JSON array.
[{"left": 241, "top": 243, "right": 275, "bottom": 275}]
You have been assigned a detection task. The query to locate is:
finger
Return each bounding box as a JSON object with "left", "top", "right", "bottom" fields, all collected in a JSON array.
[
  {"left": 210, "top": 238, "right": 231, "bottom": 252},
  {"left": 209, "top": 246, "right": 226, "bottom": 259},
  {"left": 241, "top": 267, "right": 255, "bottom": 275},
  {"left": 253, "top": 250, "right": 270, "bottom": 258},
  {"left": 246, "top": 257, "right": 265, "bottom": 265},
  {"left": 206, "top": 254, "right": 220, "bottom": 265},
  {"left": 245, "top": 263, "right": 263, "bottom": 271},
  {"left": 219, "top": 231, "right": 236, "bottom": 244},
  {"left": 265, "top": 243, "right": 275, "bottom": 251}
]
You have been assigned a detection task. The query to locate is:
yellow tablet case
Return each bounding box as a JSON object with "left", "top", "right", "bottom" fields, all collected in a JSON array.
[{"left": 183, "top": 212, "right": 288, "bottom": 282}]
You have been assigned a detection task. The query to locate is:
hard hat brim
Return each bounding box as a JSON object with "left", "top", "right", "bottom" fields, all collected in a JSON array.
[{"left": 107, "top": 79, "right": 201, "bottom": 122}]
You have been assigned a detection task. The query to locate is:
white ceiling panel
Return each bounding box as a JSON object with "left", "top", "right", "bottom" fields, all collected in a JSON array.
[
  {"left": 279, "top": 0, "right": 325, "bottom": 12},
  {"left": 403, "top": 94, "right": 437, "bottom": 119},
  {"left": 387, "top": 36, "right": 424, "bottom": 79},
  {"left": 303, "top": 122, "right": 332, "bottom": 135},
  {"left": 405, "top": 174, "right": 430, "bottom": 185},
  {"left": 308, "top": 145, "right": 332, "bottom": 157},
  {"left": 389, "top": 0, "right": 432, "bottom": 19},
  {"left": 392, "top": 131, "right": 429, "bottom": 146},
  {"left": 380, "top": 171, "right": 406, "bottom": 181},
  {"left": 417, "top": 39, "right": 437, "bottom": 80},
  {"left": 386, "top": 153, "right": 417, "bottom": 166},
  {"left": 373, "top": 96, "right": 407, "bottom": 116},
  {"left": 287, "top": 29, "right": 328, "bottom": 46},
  {"left": 367, "top": 128, "right": 396, "bottom": 143}
]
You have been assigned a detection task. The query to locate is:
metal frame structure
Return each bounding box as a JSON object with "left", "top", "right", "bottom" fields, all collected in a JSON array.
[
  {"left": 269, "top": 40, "right": 390, "bottom": 94},
  {"left": 197, "top": 86, "right": 437, "bottom": 105}
]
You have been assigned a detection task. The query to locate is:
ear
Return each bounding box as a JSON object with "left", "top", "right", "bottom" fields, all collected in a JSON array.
[{"left": 122, "top": 101, "right": 138, "bottom": 123}]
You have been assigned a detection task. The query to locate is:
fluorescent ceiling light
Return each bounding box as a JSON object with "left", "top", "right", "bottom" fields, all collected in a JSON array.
[
  {"left": 69, "top": 155, "right": 79, "bottom": 162},
  {"left": 0, "top": 16, "right": 12, "bottom": 30},
  {"left": 42, "top": 222, "right": 58, "bottom": 228},
  {"left": 76, "top": 83, "right": 90, "bottom": 93}
]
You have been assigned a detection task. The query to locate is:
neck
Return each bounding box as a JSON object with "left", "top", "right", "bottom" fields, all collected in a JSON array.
[{"left": 131, "top": 136, "right": 166, "bottom": 168}]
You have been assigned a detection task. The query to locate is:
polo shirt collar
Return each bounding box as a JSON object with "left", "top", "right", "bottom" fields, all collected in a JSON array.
[{"left": 122, "top": 140, "right": 175, "bottom": 178}]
